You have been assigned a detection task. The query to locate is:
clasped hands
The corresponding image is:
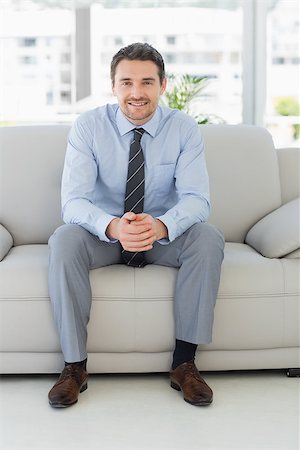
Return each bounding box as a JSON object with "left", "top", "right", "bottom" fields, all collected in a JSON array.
[{"left": 106, "top": 212, "right": 168, "bottom": 252}]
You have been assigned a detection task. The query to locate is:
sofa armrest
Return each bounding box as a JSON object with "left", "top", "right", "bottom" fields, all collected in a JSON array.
[
  {"left": 0, "top": 224, "right": 13, "bottom": 261},
  {"left": 245, "top": 198, "right": 300, "bottom": 258}
]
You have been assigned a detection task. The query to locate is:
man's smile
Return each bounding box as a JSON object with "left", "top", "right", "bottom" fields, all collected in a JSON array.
[{"left": 128, "top": 101, "right": 149, "bottom": 107}]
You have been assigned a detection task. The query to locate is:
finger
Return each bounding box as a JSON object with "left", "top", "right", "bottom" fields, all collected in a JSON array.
[
  {"left": 134, "top": 213, "right": 155, "bottom": 226},
  {"left": 120, "top": 234, "right": 155, "bottom": 249},
  {"left": 123, "top": 226, "right": 150, "bottom": 237},
  {"left": 122, "top": 234, "right": 154, "bottom": 247},
  {"left": 129, "top": 217, "right": 154, "bottom": 229},
  {"left": 123, "top": 212, "right": 137, "bottom": 222},
  {"left": 134, "top": 213, "right": 148, "bottom": 221},
  {"left": 128, "top": 229, "right": 155, "bottom": 241}
]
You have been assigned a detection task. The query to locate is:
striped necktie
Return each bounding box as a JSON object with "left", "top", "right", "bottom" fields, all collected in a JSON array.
[{"left": 122, "top": 128, "right": 147, "bottom": 267}]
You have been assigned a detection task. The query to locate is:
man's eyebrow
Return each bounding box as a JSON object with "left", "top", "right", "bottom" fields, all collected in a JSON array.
[{"left": 118, "top": 77, "right": 156, "bottom": 81}]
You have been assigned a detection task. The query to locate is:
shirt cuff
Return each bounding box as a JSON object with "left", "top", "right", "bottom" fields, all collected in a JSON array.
[
  {"left": 95, "top": 213, "right": 119, "bottom": 242},
  {"left": 156, "top": 213, "right": 178, "bottom": 243}
]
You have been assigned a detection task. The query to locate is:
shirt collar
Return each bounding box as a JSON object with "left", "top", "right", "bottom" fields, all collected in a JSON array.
[{"left": 115, "top": 105, "right": 161, "bottom": 138}]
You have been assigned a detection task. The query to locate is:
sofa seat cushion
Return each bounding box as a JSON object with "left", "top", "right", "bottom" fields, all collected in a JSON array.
[
  {"left": 211, "top": 243, "right": 299, "bottom": 351},
  {"left": 0, "top": 245, "right": 60, "bottom": 352},
  {"left": 0, "top": 243, "right": 298, "bottom": 354}
]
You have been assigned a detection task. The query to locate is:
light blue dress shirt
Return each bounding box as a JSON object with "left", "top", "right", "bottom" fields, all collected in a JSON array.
[{"left": 62, "top": 103, "right": 210, "bottom": 244}]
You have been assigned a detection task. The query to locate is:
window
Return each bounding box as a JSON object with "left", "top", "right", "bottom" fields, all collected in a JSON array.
[
  {"left": 19, "top": 37, "right": 36, "bottom": 47},
  {"left": 165, "top": 53, "right": 177, "bottom": 64},
  {"left": 101, "top": 53, "right": 112, "bottom": 64},
  {"left": 60, "top": 91, "right": 71, "bottom": 103},
  {"left": 60, "top": 71, "right": 71, "bottom": 84},
  {"left": 265, "top": 0, "right": 300, "bottom": 147},
  {"left": 0, "top": 0, "right": 297, "bottom": 147},
  {"left": 19, "top": 56, "right": 37, "bottom": 65},
  {"left": 61, "top": 53, "right": 71, "bottom": 64},
  {"left": 93, "top": 3, "right": 243, "bottom": 125},
  {"left": 230, "top": 52, "right": 239, "bottom": 64},
  {"left": 166, "top": 35, "right": 176, "bottom": 45},
  {"left": 0, "top": 2, "right": 243, "bottom": 125},
  {"left": 46, "top": 91, "right": 53, "bottom": 105},
  {"left": 273, "top": 57, "right": 285, "bottom": 65},
  {"left": 114, "top": 36, "right": 123, "bottom": 46}
]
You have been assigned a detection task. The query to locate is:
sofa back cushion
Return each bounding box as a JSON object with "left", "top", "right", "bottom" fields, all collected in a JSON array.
[
  {"left": 0, "top": 123, "right": 282, "bottom": 245},
  {"left": 0, "top": 126, "right": 68, "bottom": 245},
  {"left": 201, "top": 124, "right": 281, "bottom": 242}
]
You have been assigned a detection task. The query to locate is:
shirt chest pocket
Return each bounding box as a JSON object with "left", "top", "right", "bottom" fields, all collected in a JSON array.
[{"left": 151, "top": 163, "right": 176, "bottom": 197}]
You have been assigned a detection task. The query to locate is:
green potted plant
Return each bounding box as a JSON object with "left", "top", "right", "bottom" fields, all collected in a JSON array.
[
  {"left": 161, "top": 73, "right": 224, "bottom": 124},
  {"left": 275, "top": 96, "right": 300, "bottom": 140}
]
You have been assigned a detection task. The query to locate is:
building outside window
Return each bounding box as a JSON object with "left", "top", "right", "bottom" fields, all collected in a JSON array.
[
  {"left": 166, "top": 35, "right": 176, "bottom": 45},
  {"left": 0, "top": 0, "right": 298, "bottom": 147},
  {"left": 19, "top": 37, "right": 36, "bottom": 47},
  {"left": 19, "top": 55, "right": 37, "bottom": 65},
  {"left": 114, "top": 36, "right": 123, "bottom": 46},
  {"left": 60, "top": 90, "right": 71, "bottom": 103}
]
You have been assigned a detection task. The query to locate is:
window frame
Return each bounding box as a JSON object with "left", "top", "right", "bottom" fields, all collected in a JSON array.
[{"left": 242, "top": 0, "right": 268, "bottom": 126}]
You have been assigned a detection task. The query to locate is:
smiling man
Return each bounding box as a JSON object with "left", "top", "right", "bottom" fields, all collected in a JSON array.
[
  {"left": 113, "top": 59, "right": 166, "bottom": 124},
  {"left": 48, "top": 43, "right": 225, "bottom": 408}
]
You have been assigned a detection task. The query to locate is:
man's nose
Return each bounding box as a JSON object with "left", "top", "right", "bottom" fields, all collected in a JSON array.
[{"left": 131, "top": 85, "right": 144, "bottom": 99}]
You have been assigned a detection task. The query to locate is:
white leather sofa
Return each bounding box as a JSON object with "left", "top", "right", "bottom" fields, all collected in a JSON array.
[{"left": 0, "top": 124, "right": 299, "bottom": 375}]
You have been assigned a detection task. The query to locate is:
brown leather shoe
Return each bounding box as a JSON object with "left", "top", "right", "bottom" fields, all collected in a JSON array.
[
  {"left": 170, "top": 360, "right": 213, "bottom": 406},
  {"left": 48, "top": 364, "right": 88, "bottom": 408}
]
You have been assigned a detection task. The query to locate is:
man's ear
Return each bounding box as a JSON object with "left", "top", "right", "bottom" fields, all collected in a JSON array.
[
  {"left": 160, "top": 78, "right": 167, "bottom": 96},
  {"left": 111, "top": 81, "right": 116, "bottom": 96}
]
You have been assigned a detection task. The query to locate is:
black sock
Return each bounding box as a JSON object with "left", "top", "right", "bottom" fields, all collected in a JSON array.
[
  {"left": 65, "top": 358, "right": 87, "bottom": 371},
  {"left": 172, "top": 339, "right": 197, "bottom": 370}
]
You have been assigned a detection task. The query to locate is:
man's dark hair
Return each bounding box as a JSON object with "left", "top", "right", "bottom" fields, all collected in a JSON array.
[{"left": 111, "top": 42, "right": 165, "bottom": 85}]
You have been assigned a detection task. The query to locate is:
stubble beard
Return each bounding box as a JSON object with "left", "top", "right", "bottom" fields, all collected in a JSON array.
[{"left": 123, "top": 102, "right": 156, "bottom": 125}]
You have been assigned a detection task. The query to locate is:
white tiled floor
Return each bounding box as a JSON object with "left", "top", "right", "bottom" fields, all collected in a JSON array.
[{"left": 0, "top": 370, "right": 299, "bottom": 450}]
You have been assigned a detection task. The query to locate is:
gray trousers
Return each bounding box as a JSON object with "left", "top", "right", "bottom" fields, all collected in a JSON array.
[{"left": 48, "top": 222, "right": 224, "bottom": 363}]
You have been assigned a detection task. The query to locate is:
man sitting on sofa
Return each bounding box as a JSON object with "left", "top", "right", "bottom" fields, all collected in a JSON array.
[{"left": 48, "top": 42, "right": 225, "bottom": 408}]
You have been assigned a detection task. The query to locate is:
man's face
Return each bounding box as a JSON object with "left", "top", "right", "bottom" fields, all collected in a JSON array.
[{"left": 112, "top": 59, "right": 167, "bottom": 126}]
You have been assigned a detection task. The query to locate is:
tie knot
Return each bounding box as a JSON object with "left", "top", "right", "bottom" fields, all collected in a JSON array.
[{"left": 134, "top": 128, "right": 145, "bottom": 140}]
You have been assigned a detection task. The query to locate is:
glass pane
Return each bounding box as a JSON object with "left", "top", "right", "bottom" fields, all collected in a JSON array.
[
  {"left": 0, "top": 0, "right": 243, "bottom": 125},
  {"left": 0, "top": 3, "right": 74, "bottom": 124},
  {"left": 266, "top": 0, "right": 300, "bottom": 147},
  {"left": 92, "top": 1, "right": 243, "bottom": 125}
]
